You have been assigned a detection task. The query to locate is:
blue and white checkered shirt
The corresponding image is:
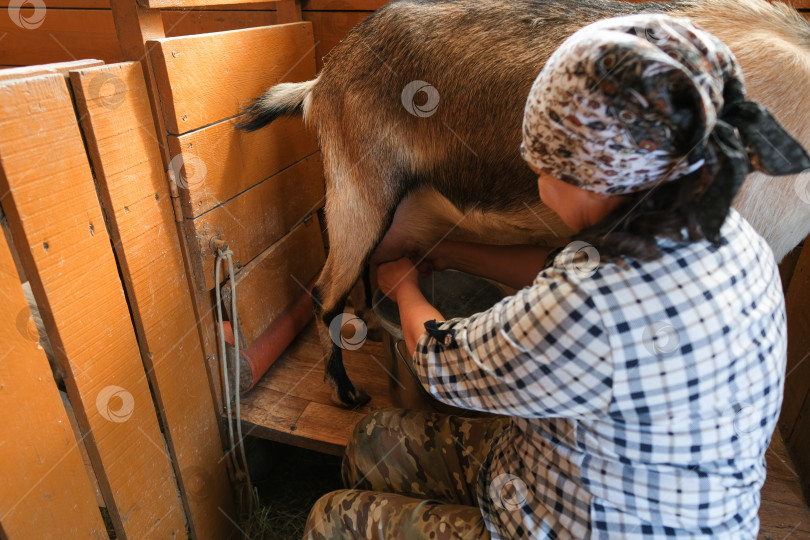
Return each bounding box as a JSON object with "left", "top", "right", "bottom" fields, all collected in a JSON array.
[{"left": 413, "top": 208, "right": 786, "bottom": 539}]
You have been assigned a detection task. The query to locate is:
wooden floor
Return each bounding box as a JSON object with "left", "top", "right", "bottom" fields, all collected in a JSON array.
[{"left": 238, "top": 322, "right": 810, "bottom": 538}]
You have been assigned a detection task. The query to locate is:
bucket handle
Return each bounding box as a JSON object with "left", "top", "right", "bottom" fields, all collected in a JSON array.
[{"left": 394, "top": 339, "right": 421, "bottom": 381}]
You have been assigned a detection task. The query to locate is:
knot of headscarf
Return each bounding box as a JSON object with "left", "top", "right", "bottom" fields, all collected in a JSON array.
[{"left": 521, "top": 14, "right": 810, "bottom": 244}]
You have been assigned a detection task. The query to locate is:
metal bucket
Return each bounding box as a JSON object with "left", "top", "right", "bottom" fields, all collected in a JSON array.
[{"left": 372, "top": 270, "right": 506, "bottom": 415}]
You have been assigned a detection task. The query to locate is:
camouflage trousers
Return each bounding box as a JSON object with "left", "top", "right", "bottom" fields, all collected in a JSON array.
[{"left": 303, "top": 408, "right": 509, "bottom": 540}]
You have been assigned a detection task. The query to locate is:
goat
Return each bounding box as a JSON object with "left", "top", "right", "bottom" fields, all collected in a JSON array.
[{"left": 238, "top": 0, "right": 810, "bottom": 407}]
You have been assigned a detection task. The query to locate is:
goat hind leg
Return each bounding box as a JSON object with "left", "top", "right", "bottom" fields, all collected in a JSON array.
[{"left": 313, "top": 190, "right": 396, "bottom": 408}]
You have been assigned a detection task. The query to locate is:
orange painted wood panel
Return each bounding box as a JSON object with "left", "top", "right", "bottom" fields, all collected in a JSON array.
[
  {"left": 189, "top": 153, "right": 325, "bottom": 291},
  {"left": 147, "top": 22, "right": 316, "bottom": 134},
  {"left": 0, "top": 231, "right": 107, "bottom": 539},
  {"left": 0, "top": 74, "right": 185, "bottom": 538},
  {"left": 221, "top": 216, "right": 325, "bottom": 346},
  {"left": 168, "top": 115, "right": 317, "bottom": 218},
  {"left": 69, "top": 61, "right": 237, "bottom": 540},
  {"left": 0, "top": 10, "right": 121, "bottom": 66}
]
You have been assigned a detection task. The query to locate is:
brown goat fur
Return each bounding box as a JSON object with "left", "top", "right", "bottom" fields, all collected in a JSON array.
[{"left": 239, "top": 0, "right": 810, "bottom": 407}]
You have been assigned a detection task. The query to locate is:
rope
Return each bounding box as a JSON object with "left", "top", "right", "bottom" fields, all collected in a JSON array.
[{"left": 215, "top": 245, "right": 253, "bottom": 511}]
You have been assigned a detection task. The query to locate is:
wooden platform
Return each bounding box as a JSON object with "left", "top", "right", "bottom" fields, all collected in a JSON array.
[{"left": 238, "top": 322, "right": 810, "bottom": 538}]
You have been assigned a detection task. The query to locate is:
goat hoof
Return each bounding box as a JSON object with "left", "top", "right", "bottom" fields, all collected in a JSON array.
[{"left": 333, "top": 385, "right": 371, "bottom": 409}]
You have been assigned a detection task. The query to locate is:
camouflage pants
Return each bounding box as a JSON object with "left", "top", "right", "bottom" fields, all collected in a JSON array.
[{"left": 303, "top": 408, "right": 509, "bottom": 540}]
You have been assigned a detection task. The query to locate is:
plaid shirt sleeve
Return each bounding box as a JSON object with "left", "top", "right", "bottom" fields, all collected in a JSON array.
[{"left": 412, "top": 267, "right": 614, "bottom": 418}]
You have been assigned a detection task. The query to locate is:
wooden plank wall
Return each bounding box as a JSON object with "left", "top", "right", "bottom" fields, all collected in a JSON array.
[
  {"left": 70, "top": 61, "right": 236, "bottom": 539},
  {"left": 0, "top": 73, "right": 186, "bottom": 538},
  {"left": 0, "top": 228, "right": 107, "bottom": 539},
  {"left": 146, "top": 22, "right": 326, "bottom": 358}
]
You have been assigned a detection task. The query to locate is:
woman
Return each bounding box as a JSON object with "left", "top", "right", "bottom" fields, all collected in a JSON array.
[{"left": 304, "top": 14, "right": 810, "bottom": 539}]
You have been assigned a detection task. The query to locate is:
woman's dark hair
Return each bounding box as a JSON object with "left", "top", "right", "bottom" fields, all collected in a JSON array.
[{"left": 573, "top": 167, "right": 707, "bottom": 262}]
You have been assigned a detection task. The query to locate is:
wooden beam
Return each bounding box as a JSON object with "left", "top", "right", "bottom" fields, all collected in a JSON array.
[
  {"left": 70, "top": 62, "right": 238, "bottom": 540},
  {"left": 0, "top": 227, "right": 107, "bottom": 539},
  {"left": 0, "top": 74, "right": 186, "bottom": 538}
]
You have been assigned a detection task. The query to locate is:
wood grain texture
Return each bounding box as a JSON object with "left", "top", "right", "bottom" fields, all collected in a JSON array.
[
  {"left": 70, "top": 62, "right": 237, "bottom": 540},
  {"left": 187, "top": 152, "right": 324, "bottom": 291},
  {"left": 145, "top": 0, "right": 284, "bottom": 8},
  {"left": 0, "top": 59, "right": 103, "bottom": 82},
  {"left": 168, "top": 115, "right": 317, "bottom": 218},
  {"left": 0, "top": 230, "right": 107, "bottom": 539},
  {"left": 221, "top": 216, "right": 325, "bottom": 347},
  {"left": 779, "top": 237, "right": 810, "bottom": 502},
  {"left": 0, "top": 10, "right": 121, "bottom": 66},
  {"left": 163, "top": 9, "right": 276, "bottom": 36},
  {"left": 238, "top": 321, "right": 395, "bottom": 455},
  {"left": 303, "top": 10, "right": 371, "bottom": 72},
  {"left": 0, "top": 74, "right": 185, "bottom": 538},
  {"left": 146, "top": 22, "right": 316, "bottom": 133}
]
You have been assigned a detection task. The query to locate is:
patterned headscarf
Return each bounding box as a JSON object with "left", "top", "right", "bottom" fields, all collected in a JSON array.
[{"left": 521, "top": 14, "right": 810, "bottom": 243}]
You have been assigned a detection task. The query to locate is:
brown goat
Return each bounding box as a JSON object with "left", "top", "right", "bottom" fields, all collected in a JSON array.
[{"left": 238, "top": 0, "right": 810, "bottom": 407}]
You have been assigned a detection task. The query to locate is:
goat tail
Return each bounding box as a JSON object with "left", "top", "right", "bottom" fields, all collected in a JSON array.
[{"left": 236, "top": 78, "right": 317, "bottom": 132}]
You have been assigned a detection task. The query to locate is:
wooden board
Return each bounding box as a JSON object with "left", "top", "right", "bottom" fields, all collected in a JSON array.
[
  {"left": 0, "top": 10, "right": 121, "bottom": 66},
  {"left": 163, "top": 9, "right": 275, "bottom": 36},
  {"left": 222, "top": 216, "right": 325, "bottom": 347},
  {"left": 238, "top": 321, "right": 395, "bottom": 455},
  {"left": 186, "top": 152, "right": 325, "bottom": 291},
  {"left": 70, "top": 61, "right": 237, "bottom": 540},
  {"left": 303, "top": 10, "right": 371, "bottom": 72},
  {"left": 0, "top": 74, "right": 185, "bottom": 538},
  {"left": 145, "top": 0, "right": 286, "bottom": 8},
  {"left": 0, "top": 59, "right": 103, "bottom": 82},
  {"left": 168, "top": 115, "right": 317, "bottom": 218},
  {"left": 0, "top": 229, "right": 107, "bottom": 539},
  {"left": 146, "top": 22, "right": 316, "bottom": 134},
  {"left": 780, "top": 237, "right": 810, "bottom": 500}
]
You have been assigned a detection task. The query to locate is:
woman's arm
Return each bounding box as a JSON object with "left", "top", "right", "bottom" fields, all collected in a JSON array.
[
  {"left": 377, "top": 258, "right": 443, "bottom": 354},
  {"left": 422, "top": 241, "right": 553, "bottom": 290}
]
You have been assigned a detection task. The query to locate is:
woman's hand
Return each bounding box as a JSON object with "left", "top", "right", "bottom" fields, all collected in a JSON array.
[{"left": 377, "top": 257, "right": 420, "bottom": 303}]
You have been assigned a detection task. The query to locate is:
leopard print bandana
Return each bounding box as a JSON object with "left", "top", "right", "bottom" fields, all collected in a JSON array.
[{"left": 520, "top": 14, "right": 743, "bottom": 194}]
